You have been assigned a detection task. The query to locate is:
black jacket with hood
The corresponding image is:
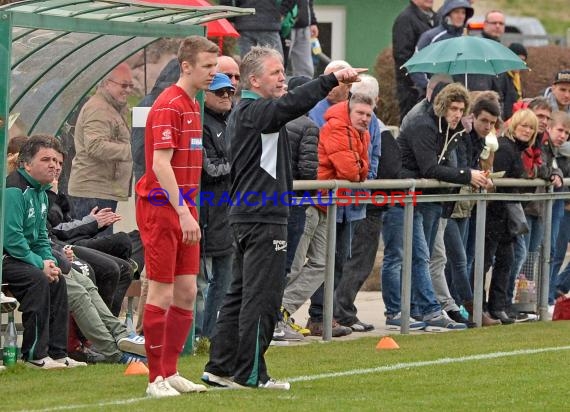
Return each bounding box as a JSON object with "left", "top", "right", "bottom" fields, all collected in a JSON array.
[{"left": 398, "top": 83, "right": 472, "bottom": 190}]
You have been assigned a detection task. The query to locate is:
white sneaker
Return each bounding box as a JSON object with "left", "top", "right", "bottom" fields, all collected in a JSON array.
[
  {"left": 25, "top": 356, "right": 67, "bottom": 370},
  {"left": 0, "top": 291, "right": 16, "bottom": 304},
  {"left": 146, "top": 376, "right": 180, "bottom": 398},
  {"left": 0, "top": 291, "right": 17, "bottom": 312},
  {"left": 258, "top": 379, "right": 290, "bottom": 390},
  {"left": 0, "top": 365, "right": 6, "bottom": 372},
  {"left": 117, "top": 333, "right": 146, "bottom": 357},
  {"left": 54, "top": 357, "right": 88, "bottom": 368},
  {"left": 166, "top": 372, "right": 207, "bottom": 393}
]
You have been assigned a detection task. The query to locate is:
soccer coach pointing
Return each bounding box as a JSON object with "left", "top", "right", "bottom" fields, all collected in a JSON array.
[{"left": 203, "top": 46, "right": 365, "bottom": 390}]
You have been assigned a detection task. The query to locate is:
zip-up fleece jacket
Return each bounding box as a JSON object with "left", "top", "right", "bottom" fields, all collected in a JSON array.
[
  {"left": 227, "top": 73, "right": 339, "bottom": 225},
  {"left": 4, "top": 169, "right": 56, "bottom": 268}
]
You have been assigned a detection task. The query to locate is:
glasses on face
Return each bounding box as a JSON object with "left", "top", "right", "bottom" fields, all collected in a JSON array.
[
  {"left": 223, "top": 73, "right": 240, "bottom": 82},
  {"left": 209, "top": 88, "right": 235, "bottom": 98},
  {"left": 107, "top": 79, "right": 135, "bottom": 90}
]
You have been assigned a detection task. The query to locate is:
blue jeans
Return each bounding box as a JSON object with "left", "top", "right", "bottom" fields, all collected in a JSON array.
[
  {"left": 381, "top": 207, "right": 441, "bottom": 319},
  {"left": 524, "top": 215, "right": 544, "bottom": 254},
  {"left": 69, "top": 196, "right": 118, "bottom": 236},
  {"left": 548, "top": 201, "right": 566, "bottom": 302},
  {"left": 201, "top": 253, "right": 233, "bottom": 338},
  {"left": 444, "top": 217, "right": 473, "bottom": 304},
  {"left": 552, "top": 209, "right": 570, "bottom": 297},
  {"left": 416, "top": 202, "right": 443, "bottom": 256}
]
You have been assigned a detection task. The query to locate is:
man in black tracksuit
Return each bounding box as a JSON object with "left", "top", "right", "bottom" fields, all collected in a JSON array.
[{"left": 203, "top": 46, "right": 363, "bottom": 389}]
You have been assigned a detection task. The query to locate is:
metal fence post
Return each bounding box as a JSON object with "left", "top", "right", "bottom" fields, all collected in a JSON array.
[
  {"left": 539, "top": 185, "right": 554, "bottom": 320},
  {"left": 473, "top": 189, "right": 487, "bottom": 327},
  {"left": 323, "top": 187, "right": 337, "bottom": 341},
  {"left": 400, "top": 182, "right": 415, "bottom": 334}
]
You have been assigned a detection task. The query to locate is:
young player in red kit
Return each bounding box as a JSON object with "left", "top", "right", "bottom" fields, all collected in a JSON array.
[{"left": 135, "top": 35, "right": 219, "bottom": 398}]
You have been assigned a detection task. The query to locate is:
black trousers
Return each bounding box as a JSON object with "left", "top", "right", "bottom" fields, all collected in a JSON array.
[
  {"left": 2, "top": 256, "right": 68, "bottom": 361},
  {"left": 205, "top": 223, "right": 287, "bottom": 386},
  {"left": 334, "top": 209, "right": 383, "bottom": 325},
  {"left": 73, "top": 231, "right": 132, "bottom": 261},
  {"left": 483, "top": 235, "right": 514, "bottom": 312},
  {"left": 71, "top": 246, "right": 132, "bottom": 316}
]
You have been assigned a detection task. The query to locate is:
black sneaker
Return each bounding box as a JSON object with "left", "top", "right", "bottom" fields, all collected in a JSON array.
[
  {"left": 68, "top": 345, "right": 106, "bottom": 364},
  {"left": 447, "top": 310, "right": 475, "bottom": 328}
]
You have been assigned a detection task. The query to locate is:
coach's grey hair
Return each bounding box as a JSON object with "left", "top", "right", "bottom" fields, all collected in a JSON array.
[{"left": 241, "top": 46, "right": 283, "bottom": 90}]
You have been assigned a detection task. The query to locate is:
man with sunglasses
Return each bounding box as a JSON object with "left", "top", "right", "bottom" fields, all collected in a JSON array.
[
  {"left": 68, "top": 63, "right": 135, "bottom": 235},
  {"left": 200, "top": 73, "right": 236, "bottom": 339},
  {"left": 218, "top": 55, "right": 241, "bottom": 89}
]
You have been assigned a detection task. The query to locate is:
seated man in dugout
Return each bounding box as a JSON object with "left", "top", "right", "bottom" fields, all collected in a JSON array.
[{"left": 2, "top": 135, "right": 85, "bottom": 369}]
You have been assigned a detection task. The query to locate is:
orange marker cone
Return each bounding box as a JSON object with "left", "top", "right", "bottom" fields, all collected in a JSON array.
[
  {"left": 376, "top": 336, "right": 400, "bottom": 350},
  {"left": 124, "top": 361, "right": 149, "bottom": 376}
]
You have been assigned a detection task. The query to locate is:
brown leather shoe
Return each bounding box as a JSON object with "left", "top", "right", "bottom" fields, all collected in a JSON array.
[
  {"left": 306, "top": 318, "right": 323, "bottom": 336},
  {"left": 481, "top": 311, "right": 501, "bottom": 326},
  {"left": 306, "top": 319, "right": 352, "bottom": 337},
  {"left": 464, "top": 301, "right": 500, "bottom": 326}
]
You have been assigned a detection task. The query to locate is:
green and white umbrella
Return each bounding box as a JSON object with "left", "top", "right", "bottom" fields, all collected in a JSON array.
[{"left": 402, "top": 36, "right": 528, "bottom": 77}]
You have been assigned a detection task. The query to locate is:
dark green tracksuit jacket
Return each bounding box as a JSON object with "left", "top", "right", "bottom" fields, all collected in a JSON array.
[
  {"left": 4, "top": 168, "right": 56, "bottom": 266},
  {"left": 3, "top": 168, "right": 67, "bottom": 361}
]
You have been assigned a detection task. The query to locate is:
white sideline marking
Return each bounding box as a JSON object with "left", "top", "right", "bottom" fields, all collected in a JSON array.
[
  {"left": 19, "top": 345, "right": 570, "bottom": 412},
  {"left": 287, "top": 345, "right": 570, "bottom": 383}
]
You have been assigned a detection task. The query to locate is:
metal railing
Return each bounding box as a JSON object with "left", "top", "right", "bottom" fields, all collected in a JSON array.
[{"left": 292, "top": 177, "right": 570, "bottom": 341}]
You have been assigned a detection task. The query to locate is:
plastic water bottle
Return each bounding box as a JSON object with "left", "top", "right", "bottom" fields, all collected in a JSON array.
[
  {"left": 124, "top": 311, "right": 135, "bottom": 334},
  {"left": 311, "top": 37, "right": 322, "bottom": 66},
  {"left": 3, "top": 312, "right": 18, "bottom": 366},
  {"left": 311, "top": 37, "right": 322, "bottom": 56}
]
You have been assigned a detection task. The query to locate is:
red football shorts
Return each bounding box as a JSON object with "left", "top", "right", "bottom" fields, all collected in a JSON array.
[{"left": 136, "top": 197, "right": 199, "bottom": 283}]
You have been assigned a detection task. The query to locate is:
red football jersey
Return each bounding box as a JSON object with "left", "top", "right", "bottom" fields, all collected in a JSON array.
[{"left": 136, "top": 84, "right": 203, "bottom": 208}]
